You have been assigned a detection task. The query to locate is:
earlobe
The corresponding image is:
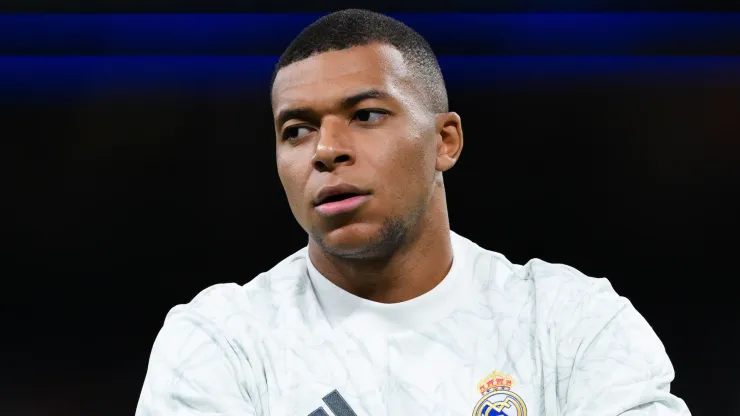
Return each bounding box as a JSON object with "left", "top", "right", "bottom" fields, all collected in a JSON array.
[{"left": 435, "top": 112, "right": 464, "bottom": 172}]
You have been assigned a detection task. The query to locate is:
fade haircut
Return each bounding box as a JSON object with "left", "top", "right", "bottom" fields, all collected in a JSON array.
[{"left": 270, "top": 9, "right": 449, "bottom": 114}]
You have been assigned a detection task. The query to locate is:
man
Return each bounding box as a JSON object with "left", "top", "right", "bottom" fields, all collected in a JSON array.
[{"left": 136, "top": 9, "right": 691, "bottom": 416}]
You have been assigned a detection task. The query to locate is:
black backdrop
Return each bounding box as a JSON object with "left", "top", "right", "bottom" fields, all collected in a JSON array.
[{"left": 3, "top": 7, "right": 740, "bottom": 416}]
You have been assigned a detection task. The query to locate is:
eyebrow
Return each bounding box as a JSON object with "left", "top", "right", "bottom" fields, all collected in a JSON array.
[{"left": 275, "top": 89, "right": 392, "bottom": 128}]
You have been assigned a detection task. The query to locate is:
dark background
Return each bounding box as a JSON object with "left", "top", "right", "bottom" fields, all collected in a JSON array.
[{"left": 2, "top": 7, "right": 739, "bottom": 416}]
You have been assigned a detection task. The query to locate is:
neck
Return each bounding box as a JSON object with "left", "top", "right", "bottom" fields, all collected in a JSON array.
[{"left": 308, "top": 195, "right": 453, "bottom": 304}]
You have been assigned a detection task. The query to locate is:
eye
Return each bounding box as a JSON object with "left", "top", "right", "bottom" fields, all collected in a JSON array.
[
  {"left": 352, "top": 109, "right": 387, "bottom": 123},
  {"left": 282, "top": 125, "right": 313, "bottom": 141}
]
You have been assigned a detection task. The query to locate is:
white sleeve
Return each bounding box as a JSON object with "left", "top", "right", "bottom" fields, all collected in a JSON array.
[
  {"left": 560, "top": 292, "right": 691, "bottom": 415},
  {"left": 135, "top": 307, "right": 258, "bottom": 416}
]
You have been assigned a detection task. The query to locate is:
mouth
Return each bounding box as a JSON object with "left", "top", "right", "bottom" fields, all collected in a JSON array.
[
  {"left": 313, "top": 184, "right": 370, "bottom": 207},
  {"left": 315, "top": 192, "right": 364, "bottom": 206},
  {"left": 313, "top": 184, "right": 372, "bottom": 217}
]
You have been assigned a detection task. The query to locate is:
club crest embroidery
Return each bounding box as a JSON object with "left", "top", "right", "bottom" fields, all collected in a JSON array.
[{"left": 472, "top": 370, "right": 527, "bottom": 416}]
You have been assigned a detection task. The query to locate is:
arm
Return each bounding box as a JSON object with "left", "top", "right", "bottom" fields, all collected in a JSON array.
[
  {"left": 560, "top": 294, "right": 691, "bottom": 415},
  {"left": 136, "top": 307, "right": 258, "bottom": 415}
]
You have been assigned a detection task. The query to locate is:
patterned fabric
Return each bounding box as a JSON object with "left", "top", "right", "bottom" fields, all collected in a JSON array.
[{"left": 136, "top": 232, "right": 691, "bottom": 416}]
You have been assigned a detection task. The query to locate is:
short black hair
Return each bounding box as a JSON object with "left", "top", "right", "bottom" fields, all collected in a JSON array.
[{"left": 271, "top": 9, "right": 448, "bottom": 113}]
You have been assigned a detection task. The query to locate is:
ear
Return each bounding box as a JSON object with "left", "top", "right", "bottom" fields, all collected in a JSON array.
[{"left": 434, "top": 112, "right": 464, "bottom": 172}]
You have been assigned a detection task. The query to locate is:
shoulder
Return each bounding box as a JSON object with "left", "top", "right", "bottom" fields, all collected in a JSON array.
[
  {"left": 519, "top": 257, "right": 623, "bottom": 309},
  {"left": 457, "top": 231, "right": 617, "bottom": 297},
  {"left": 137, "top": 251, "right": 315, "bottom": 416},
  {"left": 520, "top": 257, "right": 628, "bottom": 335},
  {"left": 166, "top": 246, "right": 313, "bottom": 335},
  {"left": 458, "top": 232, "right": 628, "bottom": 332}
]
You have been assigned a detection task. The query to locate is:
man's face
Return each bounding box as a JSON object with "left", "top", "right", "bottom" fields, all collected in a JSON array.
[{"left": 272, "top": 43, "right": 442, "bottom": 256}]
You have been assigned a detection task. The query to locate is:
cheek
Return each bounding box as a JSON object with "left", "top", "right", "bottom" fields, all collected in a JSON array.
[
  {"left": 277, "top": 157, "right": 304, "bottom": 204},
  {"left": 386, "top": 137, "right": 435, "bottom": 198},
  {"left": 277, "top": 148, "right": 317, "bottom": 217}
]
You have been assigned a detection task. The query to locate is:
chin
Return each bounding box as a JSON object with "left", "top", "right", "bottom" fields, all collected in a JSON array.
[
  {"left": 319, "top": 222, "right": 381, "bottom": 254},
  {"left": 311, "top": 218, "right": 407, "bottom": 259}
]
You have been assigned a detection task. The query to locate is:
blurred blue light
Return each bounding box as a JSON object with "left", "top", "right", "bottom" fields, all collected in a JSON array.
[
  {"left": 0, "top": 13, "right": 738, "bottom": 55},
  {"left": 2, "top": 56, "right": 739, "bottom": 101}
]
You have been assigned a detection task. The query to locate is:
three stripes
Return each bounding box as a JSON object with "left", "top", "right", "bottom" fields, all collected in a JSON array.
[{"left": 307, "top": 390, "right": 359, "bottom": 416}]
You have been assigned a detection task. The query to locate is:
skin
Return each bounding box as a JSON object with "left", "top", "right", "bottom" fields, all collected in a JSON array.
[{"left": 272, "top": 42, "right": 463, "bottom": 303}]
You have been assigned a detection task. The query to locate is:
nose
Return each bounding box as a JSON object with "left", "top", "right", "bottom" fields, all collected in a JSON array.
[{"left": 311, "top": 120, "right": 355, "bottom": 172}]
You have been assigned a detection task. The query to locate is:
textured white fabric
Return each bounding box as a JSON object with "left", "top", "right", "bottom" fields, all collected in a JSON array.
[{"left": 136, "top": 232, "right": 691, "bottom": 416}]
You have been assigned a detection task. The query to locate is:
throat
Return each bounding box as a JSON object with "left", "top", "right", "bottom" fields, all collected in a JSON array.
[{"left": 309, "top": 235, "right": 454, "bottom": 304}]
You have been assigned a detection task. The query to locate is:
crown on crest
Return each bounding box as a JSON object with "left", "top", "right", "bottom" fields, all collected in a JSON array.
[{"left": 478, "top": 370, "right": 514, "bottom": 394}]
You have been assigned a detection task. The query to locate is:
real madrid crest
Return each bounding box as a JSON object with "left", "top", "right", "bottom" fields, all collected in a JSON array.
[{"left": 472, "top": 370, "right": 527, "bottom": 416}]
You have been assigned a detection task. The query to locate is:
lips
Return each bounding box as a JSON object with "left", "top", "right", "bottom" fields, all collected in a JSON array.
[
  {"left": 313, "top": 184, "right": 372, "bottom": 217},
  {"left": 318, "top": 193, "right": 361, "bottom": 204},
  {"left": 313, "top": 184, "right": 370, "bottom": 206}
]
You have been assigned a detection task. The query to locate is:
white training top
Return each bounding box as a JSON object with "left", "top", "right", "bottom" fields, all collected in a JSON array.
[{"left": 136, "top": 231, "right": 691, "bottom": 416}]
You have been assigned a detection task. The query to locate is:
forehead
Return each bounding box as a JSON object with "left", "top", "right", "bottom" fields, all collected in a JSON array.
[{"left": 272, "top": 43, "right": 412, "bottom": 112}]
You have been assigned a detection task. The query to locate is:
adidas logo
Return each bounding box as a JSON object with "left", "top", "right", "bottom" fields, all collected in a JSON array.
[{"left": 307, "top": 390, "right": 358, "bottom": 416}]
